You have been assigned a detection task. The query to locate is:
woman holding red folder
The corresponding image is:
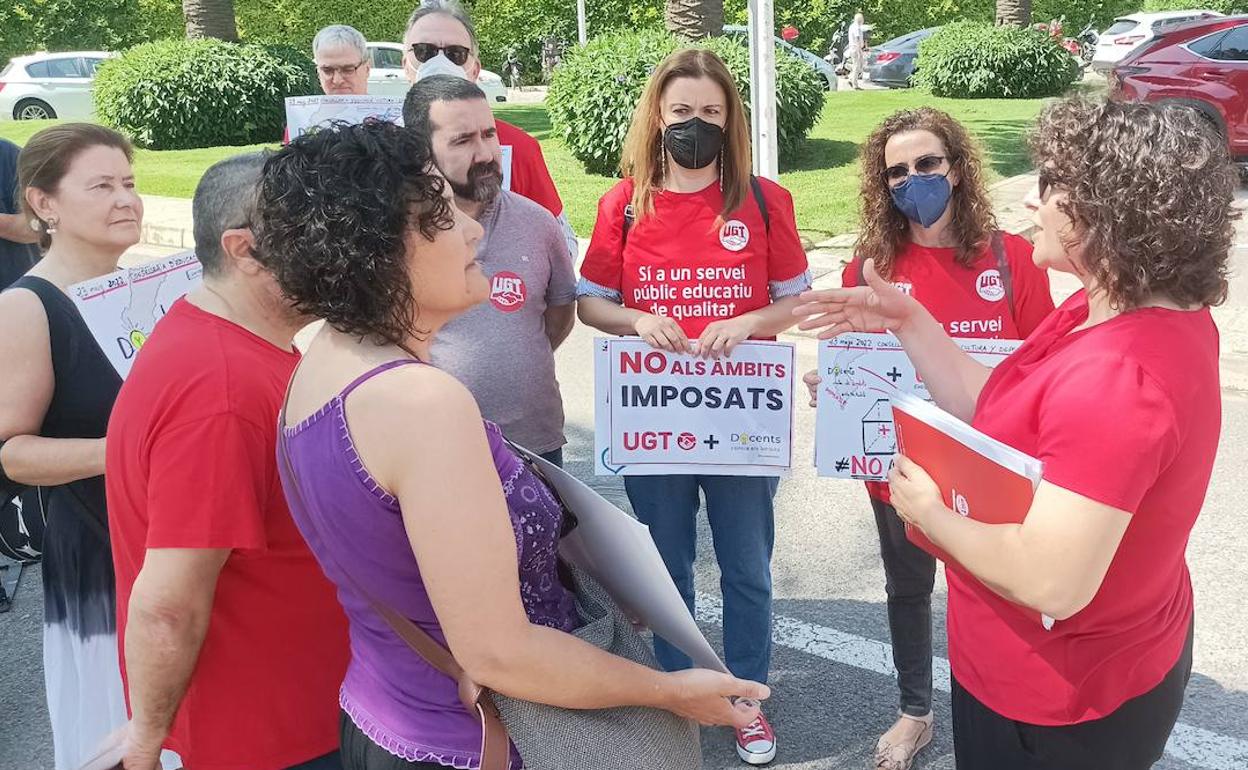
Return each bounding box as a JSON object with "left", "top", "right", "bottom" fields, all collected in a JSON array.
[
  {"left": 807, "top": 108, "right": 1054, "bottom": 770},
  {"left": 796, "top": 97, "right": 1232, "bottom": 770}
]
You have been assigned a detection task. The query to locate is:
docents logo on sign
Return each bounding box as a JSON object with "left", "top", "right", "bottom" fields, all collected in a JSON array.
[
  {"left": 976, "top": 269, "right": 1005, "bottom": 302},
  {"left": 490, "top": 271, "right": 527, "bottom": 313},
  {"left": 719, "top": 220, "right": 750, "bottom": 252}
]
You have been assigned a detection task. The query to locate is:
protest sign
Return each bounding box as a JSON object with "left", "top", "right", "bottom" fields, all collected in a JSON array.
[
  {"left": 593, "top": 337, "right": 795, "bottom": 477},
  {"left": 284, "top": 95, "right": 404, "bottom": 139},
  {"left": 68, "top": 251, "right": 202, "bottom": 379},
  {"left": 814, "top": 333, "right": 1021, "bottom": 480}
]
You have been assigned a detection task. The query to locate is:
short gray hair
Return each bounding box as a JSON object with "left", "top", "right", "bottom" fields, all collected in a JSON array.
[
  {"left": 406, "top": 1, "right": 479, "bottom": 54},
  {"left": 312, "top": 24, "right": 368, "bottom": 60},
  {"left": 192, "top": 153, "right": 267, "bottom": 276}
]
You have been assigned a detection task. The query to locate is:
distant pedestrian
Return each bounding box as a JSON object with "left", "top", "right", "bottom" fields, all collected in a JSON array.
[{"left": 847, "top": 12, "right": 868, "bottom": 90}]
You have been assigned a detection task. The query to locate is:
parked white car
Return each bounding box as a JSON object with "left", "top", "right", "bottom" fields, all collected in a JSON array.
[
  {"left": 1091, "top": 10, "right": 1224, "bottom": 73},
  {"left": 365, "top": 42, "right": 507, "bottom": 102},
  {"left": 0, "top": 51, "right": 116, "bottom": 120}
]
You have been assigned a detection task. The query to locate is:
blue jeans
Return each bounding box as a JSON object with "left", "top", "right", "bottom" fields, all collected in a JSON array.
[{"left": 623, "top": 474, "right": 778, "bottom": 684}]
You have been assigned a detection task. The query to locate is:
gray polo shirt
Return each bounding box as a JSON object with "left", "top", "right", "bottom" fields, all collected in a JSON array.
[{"left": 432, "top": 190, "right": 576, "bottom": 454}]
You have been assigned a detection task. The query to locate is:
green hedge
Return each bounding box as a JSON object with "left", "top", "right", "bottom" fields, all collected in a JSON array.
[
  {"left": 93, "top": 38, "right": 317, "bottom": 149},
  {"left": 1142, "top": 0, "right": 1236, "bottom": 11},
  {"left": 548, "top": 29, "right": 825, "bottom": 177},
  {"left": 913, "top": 21, "right": 1079, "bottom": 99}
]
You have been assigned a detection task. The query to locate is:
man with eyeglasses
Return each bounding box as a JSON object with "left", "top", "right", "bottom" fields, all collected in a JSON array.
[
  {"left": 283, "top": 25, "right": 375, "bottom": 145},
  {"left": 313, "top": 24, "right": 371, "bottom": 96},
  {"left": 403, "top": 2, "right": 580, "bottom": 261}
]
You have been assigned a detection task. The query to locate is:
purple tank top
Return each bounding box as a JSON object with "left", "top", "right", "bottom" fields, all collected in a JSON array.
[{"left": 278, "top": 359, "right": 579, "bottom": 768}]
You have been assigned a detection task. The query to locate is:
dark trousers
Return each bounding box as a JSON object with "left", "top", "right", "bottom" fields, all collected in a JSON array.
[
  {"left": 624, "top": 474, "right": 778, "bottom": 684},
  {"left": 339, "top": 710, "right": 445, "bottom": 770},
  {"left": 286, "top": 750, "right": 344, "bottom": 770},
  {"left": 539, "top": 447, "right": 564, "bottom": 468},
  {"left": 952, "top": 619, "right": 1194, "bottom": 770},
  {"left": 870, "top": 496, "right": 936, "bottom": 717}
]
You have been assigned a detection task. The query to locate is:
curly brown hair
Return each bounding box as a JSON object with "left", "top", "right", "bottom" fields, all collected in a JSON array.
[
  {"left": 1029, "top": 97, "right": 1235, "bottom": 309},
  {"left": 856, "top": 108, "right": 997, "bottom": 279},
  {"left": 253, "top": 121, "right": 454, "bottom": 347}
]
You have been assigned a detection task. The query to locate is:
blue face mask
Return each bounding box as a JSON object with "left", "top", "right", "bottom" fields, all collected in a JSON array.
[{"left": 890, "top": 173, "right": 952, "bottom": 229}]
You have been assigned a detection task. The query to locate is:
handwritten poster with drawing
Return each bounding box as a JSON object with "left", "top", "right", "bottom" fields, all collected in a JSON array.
[
  {"left": 814, "top": 333, "right": 1021, "bottom": 480},
  {"left": 594, "top": 337, "right": 796, "bottom": 477},
  {"left": 284, "top": 95, "right": 404, "bottom": 139},
  {"left": 68, "top": 252, "right": 202, "bottom": 379}
]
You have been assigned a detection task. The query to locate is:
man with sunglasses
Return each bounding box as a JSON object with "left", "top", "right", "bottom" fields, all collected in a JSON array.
[{"left": 403, "top": 2, "right": 579, "bottom": 261}]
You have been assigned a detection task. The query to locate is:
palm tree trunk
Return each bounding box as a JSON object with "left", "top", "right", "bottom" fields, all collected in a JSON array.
[
  {"left": 996, "top": 0, "right": 1032, "bottom": 27},
  {"left": 183, "top": 0, "right": 238, "bottom": 41},
  {"left": 665, "top": 0, "right": 724, "bottom": 41}
]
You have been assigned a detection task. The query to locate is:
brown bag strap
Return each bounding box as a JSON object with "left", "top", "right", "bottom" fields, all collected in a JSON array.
[{"left": 276, "top": 376, "right": 512, "bottom": 770}]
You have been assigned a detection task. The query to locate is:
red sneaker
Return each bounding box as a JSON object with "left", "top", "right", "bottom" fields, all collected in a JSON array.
[{"left": 735, "top": 711, "right": 777, "bottom": 765}]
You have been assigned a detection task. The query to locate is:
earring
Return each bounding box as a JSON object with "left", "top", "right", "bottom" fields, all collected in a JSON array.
[
  {"left": 718, "top": 147, "right": 725, "bottom": 192},
  {"left": 44, "top": 217, "right": 58, "bottom": 235},
  {"left": 660, "top": 143, "right": 668, "bottom": 187}
]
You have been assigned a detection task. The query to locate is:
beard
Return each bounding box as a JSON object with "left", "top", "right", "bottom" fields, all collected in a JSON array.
[{"left": 448, "top": 161, "right": 504, "bottom": 204}]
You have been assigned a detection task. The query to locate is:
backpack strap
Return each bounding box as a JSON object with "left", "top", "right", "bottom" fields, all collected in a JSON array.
[
  {"left": 749, "top": 175, "right": 770, "bottom": 234},
  {"left": 621, "top": 203, "right": 635, "bottom": 247},
  {"left": 990, "top": 230, "right": 1016, "bottom": 324}
]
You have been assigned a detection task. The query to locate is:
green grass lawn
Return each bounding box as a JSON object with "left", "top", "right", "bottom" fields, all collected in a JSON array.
[{"left": 0, "top": 90, "right": 1047, "bottom": 239}]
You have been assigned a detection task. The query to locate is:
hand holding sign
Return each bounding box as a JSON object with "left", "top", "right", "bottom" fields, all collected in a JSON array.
[
  {"left": 633, "top": 313, "right": 691, "bottom": 354},
  {"left": 793, "top": 258, "right": 918, "bottom": 339},
  {"left": 696, "top": 314, "right": 760, "bottom": 359}
]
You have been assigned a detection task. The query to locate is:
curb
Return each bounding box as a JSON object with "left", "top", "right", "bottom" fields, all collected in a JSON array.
[{"left": 140, "top": 222, "right": 194, "bottom": 250}]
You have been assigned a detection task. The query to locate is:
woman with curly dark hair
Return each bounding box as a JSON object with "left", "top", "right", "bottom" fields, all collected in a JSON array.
[
  {"left": 257, "top": 121, "right": 768, "bottom": 770},
  {"left": 804, "top": 107, "right": 1054, "bottom": 770},
  {"left": 796, "top": 97, "right": 1232, "bottom": 770}
]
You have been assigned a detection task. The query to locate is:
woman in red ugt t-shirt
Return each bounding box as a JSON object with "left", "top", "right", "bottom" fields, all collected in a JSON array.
[
  {"left": 807, "top": 108, "right": 1054, "bottom": 770},
  {"left": 796, "top": 97, "right": 1230, "bottom": 770},
  {"left": 577, "top": 48, "right": 810, "bottom": 766}
]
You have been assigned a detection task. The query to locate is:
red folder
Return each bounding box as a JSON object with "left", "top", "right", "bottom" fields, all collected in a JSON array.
[{"left": 890, "top": 392, "right": 1054, "bottom": 629}]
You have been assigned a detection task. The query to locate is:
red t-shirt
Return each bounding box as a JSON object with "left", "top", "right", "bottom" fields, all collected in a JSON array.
[
  {"left": 107, "top": 299, "right": 349, "bottom": 770},
  {"left": 580, "top": 177, "right": 810, "bottom": 338},
  {"left": 843, "top": 235, "right": 1055, "bottom": 501},
  {"left": 955, "top": 291, "right": 1220, "bottom": 725},
  {"left": 496, "top": 118, "right": 563, "bottom": 218}
]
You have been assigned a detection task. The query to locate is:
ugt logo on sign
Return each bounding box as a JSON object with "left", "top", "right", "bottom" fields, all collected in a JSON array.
[
  {"left": 490, "top": 271, "right": 527, "bottom": 313},
  {"left": 677, "top": 432, "right": 697, "bottom": 451}
]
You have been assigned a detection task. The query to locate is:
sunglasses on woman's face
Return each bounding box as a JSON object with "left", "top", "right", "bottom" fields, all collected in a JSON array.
[
  {"left": 409, "top": 42, "right": 472, "bottom": 66},
  {"left": 884, "top": 154, "right": 950, "bottom": 185}
]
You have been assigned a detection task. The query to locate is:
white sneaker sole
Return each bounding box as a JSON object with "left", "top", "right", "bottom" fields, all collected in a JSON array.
[{"left": 737, "top": 742, "right": 777, "bottom": 765}]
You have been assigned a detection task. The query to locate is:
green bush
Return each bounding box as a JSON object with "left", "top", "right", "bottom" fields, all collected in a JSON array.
[
  {"left": 913, "top": 21, "right": 1079, "bottom": 99},
  {"left": 548, "top": 29, "right": 825, "bottom": 177},
  {"left": 1142, "top": 0, "right": 1236, "bottom": 11},
  {"left": 0, "top": 0, "right": 149, "bottom": 65},
  {"left": 93, "top": 38, "right": 317, "bottom": 150}
]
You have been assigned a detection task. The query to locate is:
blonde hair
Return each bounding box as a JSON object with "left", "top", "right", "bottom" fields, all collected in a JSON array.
[{"left": 620, "top": 48, "right": 752, "bottom": 222}]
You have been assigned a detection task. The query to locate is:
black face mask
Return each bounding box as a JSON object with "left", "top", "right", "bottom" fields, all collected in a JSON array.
[{"left": 663, "top": 117, "right": 723, "bottom": 170}]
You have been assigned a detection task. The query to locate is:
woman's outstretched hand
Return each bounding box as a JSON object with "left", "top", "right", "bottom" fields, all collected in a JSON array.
[{"left": 792, "top": 259, "right": 917, "bottom": 339}]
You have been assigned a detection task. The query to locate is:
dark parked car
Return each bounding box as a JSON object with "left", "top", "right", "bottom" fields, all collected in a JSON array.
[
  {"left": 1111, "top": 15, "right": 1248, "bottom": 159},
  {"left": 867, "top": 27, "right": 940, "bottom": 88}
]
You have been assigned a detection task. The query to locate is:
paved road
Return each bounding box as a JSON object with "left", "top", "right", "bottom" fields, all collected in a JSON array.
[{"left": 5, "top": 208, "right": 1248, "bottom": 770}]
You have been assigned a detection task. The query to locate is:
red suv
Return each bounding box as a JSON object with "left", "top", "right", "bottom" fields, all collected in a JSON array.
[{"left": 1111, "top": 15, "right": 1248, "bottom": 159}]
